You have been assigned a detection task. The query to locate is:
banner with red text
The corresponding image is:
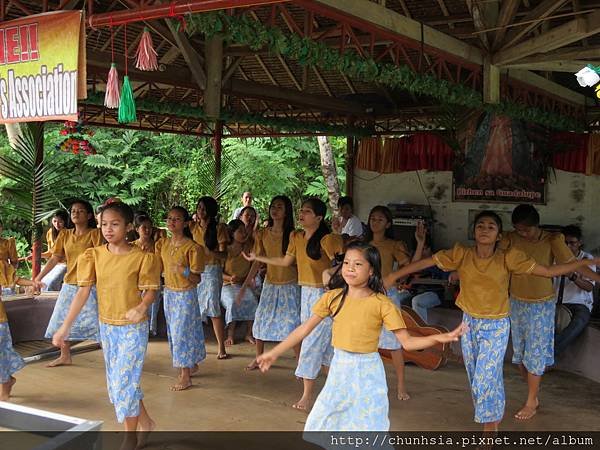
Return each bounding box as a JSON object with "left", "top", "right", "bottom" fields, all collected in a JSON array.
[{"left": 0, "top": 10, "right": 86, "bottom": 123}]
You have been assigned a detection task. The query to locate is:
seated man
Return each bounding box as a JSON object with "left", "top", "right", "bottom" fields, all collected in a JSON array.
[
  {"left": 554, "top": 225, "right": 596, "bottom": 357},
  {"left": 333, "top": 196, "right": 363, "bottom": 238}
]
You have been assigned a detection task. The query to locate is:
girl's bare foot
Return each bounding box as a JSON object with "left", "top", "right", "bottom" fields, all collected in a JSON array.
[
  {"left": 515, "top": 398, "right": 539, "bottom": 420},
  {"left": 0, "top": 376, "right": 16, "bottom": 401},
  {"left": 291, "top": 396, "right": 311, "bottom": 411},
  {"left": 46, "top": 355, "right": 72, "bottom": 367},
  {"left": 245, "top": 335, "right": 256, "bottom": 345},
  {"left": 136, "top": 417, "right": 156, "bottom": 449},
  {"left": 397, "top": 391, "right": 410, "bottom": 401},
  {"left": 245, "top": 360, "right": 259, "bottom": 371},
  {"left": 217, "top": 352, "right": 230, "bottom": 360},
  {"left": 170, "top": 375, "right": 192, "bottom": 391},
  {"left": 191, "top": 364, "right": 200, "bottom": 376},
  {"left": 224, "top": 336, "right": 234, "bottom": 346}
]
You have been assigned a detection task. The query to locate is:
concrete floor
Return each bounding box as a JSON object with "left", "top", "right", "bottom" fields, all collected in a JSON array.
[{"left": 6, "top": 336, "right": 600, "bottom": 432}]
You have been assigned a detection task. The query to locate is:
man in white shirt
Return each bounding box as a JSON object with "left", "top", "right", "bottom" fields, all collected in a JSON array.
[
  {"left": 333, "top": 196, "right": 363, "bottom": 238},
  {"left": 231, "top": 191, "right": 254, "bottom": 221},
  {"left": 554, "top": 225, "right": 596, "bottom": 356}
]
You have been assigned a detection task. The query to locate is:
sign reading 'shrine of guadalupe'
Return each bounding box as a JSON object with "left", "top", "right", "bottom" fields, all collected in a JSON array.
[
  {"left": 453, "top": 112, "right": 546, "bottom": 204},
  {"left": 0, "top": 11, "right": 86, "bottom": 123}
]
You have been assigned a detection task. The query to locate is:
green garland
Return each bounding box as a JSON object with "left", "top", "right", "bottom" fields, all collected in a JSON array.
[
  {"left": 184, "top": 11, "right": 584, "bottom": 132},
  {"left": 84, "top": 91, "right": 369, "bottom": 136}
]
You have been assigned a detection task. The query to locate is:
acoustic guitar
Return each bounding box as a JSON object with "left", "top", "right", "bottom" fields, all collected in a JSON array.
[{"left": 379, "top": 306, "right": 450, "bottom": 370}]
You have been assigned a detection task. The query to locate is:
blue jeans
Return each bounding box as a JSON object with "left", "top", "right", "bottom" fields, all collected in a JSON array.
[
  {"left": 554, "top": 303, "right": 590, "bottom": 356},
  {"left": 411, "top": 291, "right": 441, "bottom": 323}
]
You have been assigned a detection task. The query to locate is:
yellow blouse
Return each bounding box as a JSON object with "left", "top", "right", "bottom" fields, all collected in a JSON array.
[
  {"left": 312, "top": 288, "right": 406, "bottom": 353},
  {"left": 46, "top": 228, "right": 57, "bottom": 252},
  {"left": 223, "top": 250, "right": 252, "bottom": 286},
  {"left": 190, "top": 222, "right": 229, "bottom": 266},
  {"left": 155, "top": 237, "right": 204, "bottom": 291},
  {"left": 77, "top": 245, "right": 161, "bottom": 325},
  {"left": 370, "top": 239, "right": 410, "bottom": 278},
  {"left": 53, "top": 228, "right": 103, "bottom": 284},
  {"left": 0, "top": 300, "right": 6, "bottom": 323},
  {"left": 254, "top": 228, "right": 297, "bottom": 285},
  {"left": 501, "top": 231, "right": 575, "bottom": 302},
  {"left": 433, "top": 243, "right": 537, "bottom": 319},
  {"left": 286, "top": 231, "right": 343, "bottom": 288},
  {"left": 132, "top": 238, "right": 156, "bottom": 253},
  {"left": 0, "top": 237, "right": 17, "bottom": 286}
]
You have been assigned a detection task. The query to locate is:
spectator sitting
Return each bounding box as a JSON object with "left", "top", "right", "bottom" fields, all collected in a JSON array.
[
  {"left": 231, "top": 191, "right": 254, "bottom": 221},
  {"left": 332, "top": 196, "right": 363, "bottom": 238},
  {"left": 554, "top": 225, "right": 596, "bottom": 357}
]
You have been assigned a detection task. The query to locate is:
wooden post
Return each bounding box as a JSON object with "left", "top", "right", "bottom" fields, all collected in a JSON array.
[
  {"left": 31, "top": 122, "right": 44, "bottom": 278},
  {"left": 483, "top": 56, "right": 500, "bottom": 104},
  {"left": 345, "top": 135, "right": 355, "bottom": 197},
  {"left": 204, "top": 34, "right": 224, "bottom": 196}
]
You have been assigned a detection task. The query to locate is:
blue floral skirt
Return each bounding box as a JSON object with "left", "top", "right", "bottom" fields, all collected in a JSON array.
[
  {"left": 252, "top": 282, "right": 301, "bottom": 342},
  {"left": 305, "top": 349, "right": 389, "bottom": 431},
  {"left": 510, "top": 298, "right": 555, "bottom": 376},
  {"left": 44, "top": 284, "right": 99, "bottom": 341},
  {"left": 99, "top": 321, "right": 148, "bottom": 423},
  {"left": 197, "top": 265, "right": 223, "bottom": 320},
  {"left": 220, "top": 284, "right": 258, "bottom": 325},
  {"left": 0, "top": 322, "right": 25, "bottom": 383},
  {"left": 461, "top": 313, "right": 509, "bottom": 423},
  {"left": 41, "top": 263, "right": 66, "bottom": 292},
  {"left": 295, "top": 286, "right": 333, "bottom": 380},
  {"left": 163, "top": 287, "right": 206, "bottom": 368}
]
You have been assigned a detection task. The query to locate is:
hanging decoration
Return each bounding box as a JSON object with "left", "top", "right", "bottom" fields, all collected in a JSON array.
[
  {"left": 135, "top": 27, "right": 158, "bottom": 71},
  {"left": 56, "top": 117, "right": 97, "bottom": 156},
  {"left": 574, "top": 65, "right": 600, "bottom": 99},
  {"left": 118, "top": 24, "right": 137, "bottom": 123},
  {"left": 104, "top": 22, "right": 120, "bottom": 109}
]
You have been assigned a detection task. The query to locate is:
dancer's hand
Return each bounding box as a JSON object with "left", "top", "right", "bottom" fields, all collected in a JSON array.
[
  {"left": 256, "top": 351, "right": 278, "bottom": 372},
  {"left": 415, "top": 220, "right": 427, "bottom": 244},
  {"left": 242, "top": 251, "right": 256, "bottom": 262},
  {"left": 52, "top": 326, "right": 69, "bottom": 348},
  {"left": 126, "top": 304, "right": 148, "bottom": 323},
  {"left": 436, "top": 322, "right": 468, "bottom": 343}
]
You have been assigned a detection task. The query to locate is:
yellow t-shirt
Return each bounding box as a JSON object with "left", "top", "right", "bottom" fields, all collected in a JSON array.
[
  {"left": 312, "top": 288, "right": 406, "bottom": 353},
  {"left": 132, "top": 238, "right": 156, "bottom": 253},
  {"left": 433, "top": 243, "right": 537, "bottom": 319},
  {"left": 53, "top": 228, "right": 103, "bottom": 284},
  {"left": 155, "top": 237, "right": 204, "bottom": 291},
  {"left": 286, "top": 231, "right": 343, "bottom": 288},
  {"left": 223, "top": 250, "right": 252, "bottom": 286},
  {"left": 254, "top": 228, "right": 297, "bottom": 285},
  {"left": 46, "top": 228, "right": 57, "bottom": 252},
  {"left": 77, "top": 245, "right": 161, "bottom": 325},
  {"left": 501, "top": 231, "right": 575, "bottom": 302},
  {"left": 190, "top": 222, "right": 229, "bottom": 266},
  {"left": 370, "top": 239, "right": 410, "bottom": 278}
]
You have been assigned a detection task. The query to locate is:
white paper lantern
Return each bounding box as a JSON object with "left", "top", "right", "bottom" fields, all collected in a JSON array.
[{"left": 574, "top": 66, "right": 600, "bottom": 87}]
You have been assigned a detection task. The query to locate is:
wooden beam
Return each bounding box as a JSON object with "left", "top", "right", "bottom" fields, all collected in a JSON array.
[
  {"left": 205, "top": 35, "right": 224, "bottom": 119},
  {"left": 492, "top": 0, "right": 521, "bottom": 50},
  {"left": 255, "top": 55, "right": 278, "bottom": 86},
  {"left": 509, "top": 45, "right": 600, "bottom": 62},
  {"left": 466, "top": 0, "right": 495, "bottom": 50},
  {"left": 494, "top": 10, "right": 600, "bottom": 65},
  {"left": 309, "top": 0, "right": 484, "bottom": 65},
  {"left": 165, "top": 20, "right": 207, "bottom": 90},
  {"left": 435, "top": 0, "right": 454, "bottom": 30},
  {"left": 276, "top": 54, "right": 302, "bottom": 90},
  {"left": 483, "top": 56, "right": 500, "bottom": 104},
  {"left": 507, "top": 69, "right": 587, "bottom": 105},
  {"left": 312, "top": 66, "right": 332, "bottom": 97},
  {"left": 501, "top": 0, "right": 570, "bottom": 49},
  {"left": 222, "top": 56, "right": 244, "bottom": 86},
  {"left": 501, "top": 60, "right": 600, "bottom": 72}
]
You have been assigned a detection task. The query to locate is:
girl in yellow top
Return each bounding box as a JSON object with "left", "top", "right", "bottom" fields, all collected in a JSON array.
[
  {"left": 365, "top": 205, "right": 425, "bottom": 401},
  {"left": 221, "top": 219, "right": 257, "bottom": 346},
  {"left": 504, "top": 204, "right": 600, "bottom": 420},
  {"left": 40, "top": 210, "right": 69, "bottom": 292},
  {"left": 244, "top": 197, "right": 343, "bottom": 411},
  {"left": 52, "top": 202, "right": 160, "bottom": 443},
  {"left": 35, "top": 200, "right": 102, "bottom": 368},
  {"left": 156, "top": 206, "right": 205, "bottom": 392},
  {"left": 256, "top": 241, "right": 464, "bottom": 432},
  {"left": 1, "top": 272, "right": 37, "bottom": 401},
  {"left": 133, "top": 212, "right": 162, "bottom": 336},
  {"left": 242, "top": 196, "right": 300, "bottom": 371},
  {"left": 0, "top": 220, "right": 18, "bottom": 296},
  {"left": 385, "top": 210, "right": 600, "bottom": 434},
  {"left": 191, "top": 196, "right": 230, "bottom": 359}
]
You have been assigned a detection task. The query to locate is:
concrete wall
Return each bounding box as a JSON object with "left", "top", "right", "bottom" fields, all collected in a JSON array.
[{"left": 353, "top": 169, "right": 600, "bottom": 252}]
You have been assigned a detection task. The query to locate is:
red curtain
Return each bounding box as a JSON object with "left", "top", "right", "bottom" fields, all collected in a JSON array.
[
  {"left": 551, "top": 132, "right": 589, "bottom": 174},
  {"left": 356, "top": 133, "right": 454, "bottom": 173}
]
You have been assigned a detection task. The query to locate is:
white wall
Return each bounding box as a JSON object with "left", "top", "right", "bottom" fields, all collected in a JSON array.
[{"left": 354, "top": 169, "right": 600, "bottom": 252}]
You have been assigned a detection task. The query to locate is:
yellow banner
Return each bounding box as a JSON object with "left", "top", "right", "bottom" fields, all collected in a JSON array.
[{"left": 0, "top": 10, "right": 86, "bottom": 123}]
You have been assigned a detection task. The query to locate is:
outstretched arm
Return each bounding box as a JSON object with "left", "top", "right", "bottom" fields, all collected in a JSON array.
[
  {"left": 384, "top": 257, "right": 436, "bottom": 289},
  {"left": 532, "top": 257, "right": 600, "bottom": 279},
  {"left": 242, "top": 251, "right": 295, "bottom": 267},
  {"left": 256, "top": 315, "right": 323, "bottom": 372},
  {"left": 394, "top": 323, "right": 467, "bottom": 351}
]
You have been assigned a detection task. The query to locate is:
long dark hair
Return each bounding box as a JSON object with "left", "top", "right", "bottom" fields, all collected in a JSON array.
[
  {"left": 363, "top": 205, "right": 394, "bottom": 242},
  {"left": 101, "top": 202, "right": 134, "bottom": 225},
  {"left": 51, "top": 210, "right": 70, "bottom": 241},
  {"left": 70, "top": 199, "right": 96, "bottom": 229},
  {"left": 303, "top": 197, "right": 330, "bottom": 260},
  {"left": 268, "top": 195, "right": 295, "bottom": 255},
  {"left": 170, "top": 206, "right": 194, "bottom": 240},
  {"left": 197, "top": 196, "right": 219, "bottom": 251},
  {"left": 327, "top": 241, "right": 385, "bottom": 318}
]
